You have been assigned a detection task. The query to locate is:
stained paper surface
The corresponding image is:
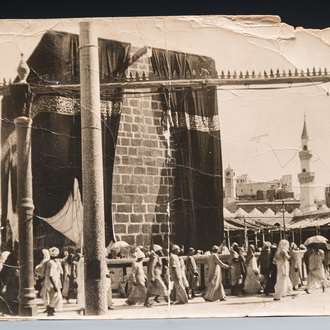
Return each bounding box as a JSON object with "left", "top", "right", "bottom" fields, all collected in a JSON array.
[{"left": 0, "top": 16, "right": 329, "bottom": 319}]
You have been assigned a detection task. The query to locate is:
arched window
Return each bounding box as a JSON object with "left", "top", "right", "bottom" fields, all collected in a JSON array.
[
  {"left": 302, "top": 168, "right": 306, "bottom": 172},
  {"left": 303, "top": 145, "right": 307, "bottom": 150}
]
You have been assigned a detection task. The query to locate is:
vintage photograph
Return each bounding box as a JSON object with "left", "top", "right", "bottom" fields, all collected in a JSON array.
[{"left": 0, "top": 15, "right": 329, "bottom": 319}]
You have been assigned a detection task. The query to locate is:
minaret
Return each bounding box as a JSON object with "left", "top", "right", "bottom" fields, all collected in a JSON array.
[
  {"left": 298, "top": 115, "right": 316, "bottom": 212},
  {"left": 224, "top": 165, "right": 236, "bottom": 206}
]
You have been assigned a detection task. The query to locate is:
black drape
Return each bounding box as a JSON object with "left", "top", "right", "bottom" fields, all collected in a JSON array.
[
  {"left": 1, "top": 31, "right": 130, "bottom": 247},
  {"left": 152, "top": 49, "right": 224, "bottom": 251}
]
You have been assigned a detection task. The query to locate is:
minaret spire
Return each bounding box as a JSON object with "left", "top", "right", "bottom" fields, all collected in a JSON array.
[{"left": 301, "top": 113, "right": 308, "bottom": 139}]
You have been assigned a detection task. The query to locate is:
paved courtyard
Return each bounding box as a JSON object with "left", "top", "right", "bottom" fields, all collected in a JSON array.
[{"left": 2, "top": 286, "right": 327, "bottom": 320}]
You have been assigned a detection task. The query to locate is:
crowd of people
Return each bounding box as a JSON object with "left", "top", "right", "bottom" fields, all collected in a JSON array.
[
  {"left": 33, "top": 247, "right": 115, "bottom": 316},
  {"left": 119, "top": 239, "right": 329, "bottom": 307},
  {"left": 0, "top": 238, "right": 329, "bottom": 316}
]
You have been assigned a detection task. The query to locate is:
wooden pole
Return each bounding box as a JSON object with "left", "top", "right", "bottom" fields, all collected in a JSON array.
[
  {"left": 79, "top": 21, "right": 107, "bottom": 315},
  {"left": 244, "top": 218, "right": 248, "bottom": 249},
  {"left": 227, "top": 229, "right": 231, "bottom": 248}
]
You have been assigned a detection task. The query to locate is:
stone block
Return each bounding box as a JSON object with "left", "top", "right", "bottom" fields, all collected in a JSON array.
[
  {"left": 143, "top": 140, "right": 158, "bottom": 148},
  {"left": 147, "top": 204, "right": 155, "bottom": 213},
  {"left": 130, "top": 157, "right": 143, "bottom": 166},
  {"left": 111, "top": 194, "right": 123, "bottom": 203},
  {"left": 130, "top": 214, "right": 143, "bottom": 223},
  {"left": 155, "top": 204, "right": 168, "bottom": 213},
  {"left": 133, "top": 115, "right": 142, "bottom": 124},
  {"left": 158, "top": 185, "right": 168, "bottom": 195},
  {"left": 160, "top": 224, "right": 169, "bottom": 233},
  {"left": 123, "top": 123, "right": 132, "bottom": 132},
  {"left": 131, "top": 139, "right": 141, "bottom": 147},
  {"left": 124, "top": 185, "right": 138, "bottom": 194},
  {"left": 134, "top": 167, "right": 146, "bottom": 175},
  {"left": 138, "top": 185, "right": 148, "bottom": 194},
  {"left": 123, "top": 115, "right": 133, "bottom": 123},
  {"left": 117, "top": 166, "right": 133, "bottom": 174},
  {"left": 120, "top": 235, "right": 135, "bottom": 246},
  {"left": 148, "top": 186, "right": 159, "bottom": 195},
  {"left": 143, "top": 235, "right": 151, "bottom": 246},
  {"left": 114, "top": 213, "right": 129, "bottom": 223},
  {"left": 114, "top": 224, "right": 127, "bottom": 234},
  {"left": 143, "top": 109, "right": 153, "bottom": 117},
  {"left": 136, "top": 234, "right": 145, "bottom": 247},
  {"left": 144, "top": 214, "right": 154, "bottom": 223},
  {"left": 148, "top": 126, "right": 156, "bottom": 134},
  {"left": 133, "top": 108, "right": 141, "bottom": 115},
  {"left": 130, "top": 176, "right": 143, "bottom": 185},
  {"left": 112, "top": 175, "right": 120, "bottom": 184},
  {"left": 117, "top": 204, "right": 132, "bottom": 213},
  {"left": 142, "top": 224, "right": 152, "bottom": 233},
  {"left": 121, "top": 138, "right": 130, "bottom": 146},
  {"left": 152, "top": 224, "right": 159, "bottom": 233},
  {"left": 128, "top": 224, "right": 141, "bottom": 234},
  {"left": 151, "top": 101, "right": 159, "bottom": 110},
  {"left": 131, "top": 124, "right": 139, "bottom": 132},
  {"left": 116, "top": 146, "right": 128, "bottom": 155},
  {"left": 156, "top": 214, "right": 167, "bottom": 223},
  {"left": 130, "top": 99, "right": 139, "bottom": 107},
  {"left": 144, "top": 117, "right": 153, "bottom": 125},
  {"left": 121, "top": 156, "right": 130, "bottom": 165},
  {"left": 147, "top": 167, "right": 158, "bottom": 176},
  {"left": 132, "top": 195, "right": 143, "bottom": 203},
  {"left": 113, "top": 185, "right": 125, "bottom": 194},
  {"left": 144, "top": 176, "right": 154, "bottom": 185},
  {"left": 133, "top": 204, "right": 146, "bottom": 213},
  {"left": 121, "top": 175, "right": 131, "bottom": 184},
  {"left": 128, "top": 148, "right": 137, "bottom": 156},
  {"left": 154, "top": 110, "right": 163, "bottom": 118},
  {"left": 140, "top": 100, "right": 151, "bottom": 108}
]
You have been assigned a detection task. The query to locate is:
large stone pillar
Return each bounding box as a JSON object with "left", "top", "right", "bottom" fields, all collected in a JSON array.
[
  {"left": 15, "top": 116, "right": 37, "bottom": 316},
  {"left": 79, "top": 21, "right": 107, "bottom": 315}
]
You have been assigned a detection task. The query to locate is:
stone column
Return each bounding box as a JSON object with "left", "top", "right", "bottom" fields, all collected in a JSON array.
[
  {"left": 79, "top": 21, "right": 107, "bottom": 315},
  {"left": 15, "top": 116, "right": 37, "bottom": 316}
]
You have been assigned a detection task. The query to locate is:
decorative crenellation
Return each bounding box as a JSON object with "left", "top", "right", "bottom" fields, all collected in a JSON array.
[{"left": 1, "top": 67, "right": 330, "bottom": 91}]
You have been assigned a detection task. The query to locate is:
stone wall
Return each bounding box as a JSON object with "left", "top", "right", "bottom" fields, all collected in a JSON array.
[{"left": 111, "top": 47, "right": 175, "bottom": 247}]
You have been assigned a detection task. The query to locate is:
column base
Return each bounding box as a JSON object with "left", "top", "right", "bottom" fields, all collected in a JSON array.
[
  {"left": 19, "top": 301, "right": 38, "bottom": 317},
  {"left": 19, "top": 291, "right": 38, "bottom": 317}
]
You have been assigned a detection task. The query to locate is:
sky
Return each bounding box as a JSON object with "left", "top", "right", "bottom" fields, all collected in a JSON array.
[{"left": 1, "top": 16, "right": 330, "bottom": 199}]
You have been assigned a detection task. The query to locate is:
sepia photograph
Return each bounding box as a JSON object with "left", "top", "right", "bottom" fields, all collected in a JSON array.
[{"left": 0, "top": 15, "right": 329, "bottom": 320}]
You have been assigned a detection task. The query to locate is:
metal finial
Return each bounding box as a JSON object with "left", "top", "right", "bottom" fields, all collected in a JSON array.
[{"left": 17, "top": 53, "right": 30, "bottom": 83}]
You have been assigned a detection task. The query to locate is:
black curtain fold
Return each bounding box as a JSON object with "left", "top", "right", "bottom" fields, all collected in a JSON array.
[
  {"left": 26, "top": 31, "right": 130, "bottom": 84},
  {"left": 152, "top": 48, "right": 224, "bottom": 251},
  {"left": 1, "top": 31, "right": 130, "bottom": 248}
]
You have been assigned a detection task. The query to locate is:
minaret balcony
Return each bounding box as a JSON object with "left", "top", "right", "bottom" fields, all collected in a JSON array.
[
  {"left": 298, "top": 172, "right": 315, "bottom": 184},
  {"left": 299, "top": 150, "right": 312, "bottom": 160}
]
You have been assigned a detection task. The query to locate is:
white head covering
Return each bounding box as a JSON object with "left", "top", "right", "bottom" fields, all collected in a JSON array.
[
  {"left": 172, "top": 245, "right": 180, "bottom": 252},
  {"left": 133, "top": 250, "right": 145, "bottom": 259},
  {"left": 49, "top": 247, "right": 60, "bottom": 257},
  {"left": 153, "top": 244, "right": 162, "bottom": 252},
  {"left": 278, "top": 239, "right": 290, "bottom": 252}
]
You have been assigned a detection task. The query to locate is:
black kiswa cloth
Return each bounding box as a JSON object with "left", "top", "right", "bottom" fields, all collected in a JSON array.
[
  {"left": 1, "top": 31, "right": 130, "bottom": 246},
  {"left": 151, "top": 48, "right": 224, "bottom": 252}
]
